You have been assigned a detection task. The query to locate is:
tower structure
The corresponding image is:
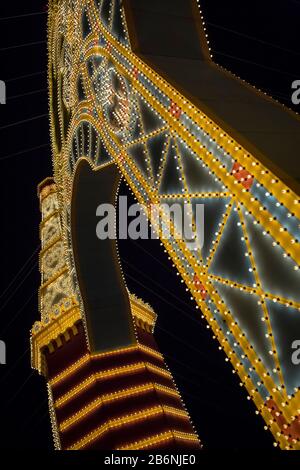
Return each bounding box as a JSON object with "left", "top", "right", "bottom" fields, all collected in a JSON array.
[
  {"left": 31, "top": 177, "right": 201, "bottom": 450},
  {"left": 31, "top": 0, "right": 300, "bottom": 450}
]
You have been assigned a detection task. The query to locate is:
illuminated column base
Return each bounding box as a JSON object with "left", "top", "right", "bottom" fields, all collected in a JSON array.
[{"left": 33, "top": 316, "right": 201, "bottom": 450}]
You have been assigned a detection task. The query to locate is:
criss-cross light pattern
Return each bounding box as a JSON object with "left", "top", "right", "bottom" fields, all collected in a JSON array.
[{"left": 47, "top": 0, "right": 300, "bottom": 449}]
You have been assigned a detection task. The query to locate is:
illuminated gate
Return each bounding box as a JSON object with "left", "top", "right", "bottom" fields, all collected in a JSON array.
[{"left": 31, "top": 0, "right": 300, "bottom": 449}]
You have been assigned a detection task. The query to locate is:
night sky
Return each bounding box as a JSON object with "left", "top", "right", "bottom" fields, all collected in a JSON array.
[{"left": 0, "top": 0, "right": 300, "bottom": 450}]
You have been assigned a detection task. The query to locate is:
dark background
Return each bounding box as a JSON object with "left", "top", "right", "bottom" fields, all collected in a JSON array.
[{"left": 0, "top": 0, "right": 299, "bottom": 450}]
